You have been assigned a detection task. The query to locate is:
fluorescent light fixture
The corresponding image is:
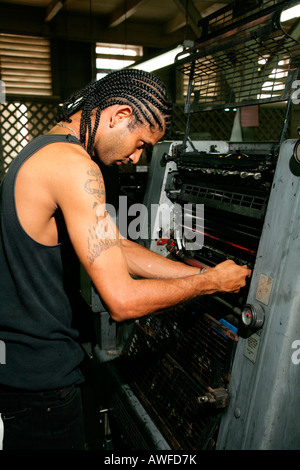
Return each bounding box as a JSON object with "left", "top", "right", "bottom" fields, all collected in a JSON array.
[
  {"left": 281, "top": 4, "right": 300, "bottom": 22},
  {"left": 131, "top": 45, "right": 184, "bottom": 72},
  {"left": 96, "top": 46, "right": 138, "bottom": 57},
  {"left": 96, "top": 58, "right": 135, "bottom": 69}
]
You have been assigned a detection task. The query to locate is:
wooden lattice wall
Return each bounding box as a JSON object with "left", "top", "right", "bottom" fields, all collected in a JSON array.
[
  {"left": 168, "top": 104, "right": 291, "bottom": 142},
  {"left": 0, "top": 99, "right": 60, "bottom": 180},
  {"left": 0, "top": 99, "right": 292, "bottom": 181}
]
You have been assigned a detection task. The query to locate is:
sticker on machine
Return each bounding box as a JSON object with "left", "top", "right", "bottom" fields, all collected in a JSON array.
[
  {"left": 243, "top": 333, "right": 261, "bottom": 363},
  {"left": 256, "top": 274, "right": 273, "bottom": 305}
]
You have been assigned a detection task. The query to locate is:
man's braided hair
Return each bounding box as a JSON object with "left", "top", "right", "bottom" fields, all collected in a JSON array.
[{"left": 57, "top": 69, "right": 173, "bottom": 156}]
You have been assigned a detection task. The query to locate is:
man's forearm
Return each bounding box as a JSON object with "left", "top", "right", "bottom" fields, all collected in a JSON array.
[
  {"left": 107, "top": 258, "right": 251, "bottom": 322},
  {"left": 121, "top": 238, "right": 201, "bottom": 279}
]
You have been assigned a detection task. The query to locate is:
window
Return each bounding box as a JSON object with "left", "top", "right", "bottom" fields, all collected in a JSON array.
[
  {"left": 0, "top": 33, "right": 52, "bottom": 96},
  {"left": 95, "top": 43, "right": 143, "bottom": 79},
  {"left": 0, "top": 34, "right": 55, "bottom": 178},
  {"left": 257, "top": 58, "right": 289, "bottom": 100}
]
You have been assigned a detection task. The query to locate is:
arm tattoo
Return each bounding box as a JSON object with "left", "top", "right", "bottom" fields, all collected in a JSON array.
[
  {"left": 84, "top": 167, "right": 105, "bottom": 202},
  {"left": 87, "top": 226, "right": 119, "bottom": 266},
  {"left": 84, "top": 166, "right": 119, "bottom": 266}
]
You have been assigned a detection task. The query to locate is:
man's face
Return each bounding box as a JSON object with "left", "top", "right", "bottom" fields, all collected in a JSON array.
[{"left": 93, "top": 112, "right": 165, "bottom": 167}]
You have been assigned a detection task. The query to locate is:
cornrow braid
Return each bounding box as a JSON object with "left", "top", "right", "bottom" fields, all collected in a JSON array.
[{"left": 57, "top": 69, "right": 173, "bottom": 157}]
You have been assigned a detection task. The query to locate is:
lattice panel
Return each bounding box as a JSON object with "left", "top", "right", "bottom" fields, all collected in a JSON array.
[
  {"left": 0, "top": 100, "right": 60, "bottom": 180},
  {"left": 168, "top": 105, "right": 235, "bottom": 141},
  {"left": 256, "top": 105, "right": 289, "bottom": 141},
  {"left": 168, "top": 104, "right": 289, "bottom": 142},
  {"left": 0, "top": 100, "right": 291, "bottom": 181}
]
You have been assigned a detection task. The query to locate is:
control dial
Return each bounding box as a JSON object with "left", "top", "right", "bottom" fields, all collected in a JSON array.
[{"left": 241, "top": 303, "right": 265, "bottom": 333}]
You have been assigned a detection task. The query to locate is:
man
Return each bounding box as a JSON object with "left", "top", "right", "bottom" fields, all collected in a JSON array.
[{"left": 0, "top": 69, "right": 250, "bottom": 449}]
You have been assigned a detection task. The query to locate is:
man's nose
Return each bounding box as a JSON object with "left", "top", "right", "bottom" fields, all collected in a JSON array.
[{"left": 129, "top": 149, "right": 143, "bottom": 164}]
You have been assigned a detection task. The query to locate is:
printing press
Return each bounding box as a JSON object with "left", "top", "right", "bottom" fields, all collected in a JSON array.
[{"left": 82, "top": 0, "right": 300, "bottom": 450}]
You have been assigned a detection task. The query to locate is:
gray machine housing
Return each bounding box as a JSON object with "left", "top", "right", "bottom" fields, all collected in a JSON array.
[{"left": 217, "top": 138, "right": 300, "bottom": 449}]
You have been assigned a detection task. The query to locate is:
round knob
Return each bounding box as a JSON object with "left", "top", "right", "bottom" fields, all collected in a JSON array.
[{"left": 241, "top": 303, "right": 265, "bottom": 332}]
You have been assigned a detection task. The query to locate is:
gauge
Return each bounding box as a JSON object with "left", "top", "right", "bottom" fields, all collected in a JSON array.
[
  {"left": 242, "top": 305, "right": 253, "bottom": 326},
  {"left": 241, "top": 303, "right": 265, "bottom": 332}
]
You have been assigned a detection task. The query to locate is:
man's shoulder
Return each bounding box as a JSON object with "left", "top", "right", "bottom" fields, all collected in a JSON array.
[
  {"left": 26, "top": 136, "right": 101, "bottom": 200},
  {"left": 39, "top": 136, "right": 96, "bottom": 175},
  {"left": 41, "top": 142, "right": 104, "bottom": 204}
]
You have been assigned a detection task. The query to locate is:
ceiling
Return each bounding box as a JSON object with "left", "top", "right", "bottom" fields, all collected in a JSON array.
[
  {"left": 0, "top": 0, "right": 232, "bottom": 50},
  {"left": 0, "top": 0, "right": 298, "bottom": 53}
]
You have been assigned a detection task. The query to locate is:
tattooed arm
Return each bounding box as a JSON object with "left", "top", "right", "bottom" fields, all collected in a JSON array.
[
  {"left": 56, "top": 157, "right": 250, "bottom": 322},
  {"left": 83, "top": 166, "right": 120, "bottom": 265},
  {"left": 81, "top": 165, "right": 197, "bottom": 277},
  {"left": 79, "top": 165, "right": 202, "bottom": 279}
]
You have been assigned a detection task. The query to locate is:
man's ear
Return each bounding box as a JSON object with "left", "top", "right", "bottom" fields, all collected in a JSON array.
[{"left": 109, "top": 105, "right": 133, "bottom": 128}]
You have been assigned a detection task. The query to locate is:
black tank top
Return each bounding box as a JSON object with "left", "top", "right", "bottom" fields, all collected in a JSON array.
[{"left": 0, "top": 134, "right": 85, "bottom": 391}]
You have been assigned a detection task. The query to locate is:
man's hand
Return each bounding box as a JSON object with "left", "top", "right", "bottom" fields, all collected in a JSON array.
[{"left": 208, "top": 259, "right": 251, "bottom": 293}]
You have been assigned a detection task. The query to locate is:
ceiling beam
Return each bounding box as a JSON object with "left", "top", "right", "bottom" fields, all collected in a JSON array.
[
  {"left": 45, "top": 0, "right": 64, "bottom": 22},
  {"left": 165, "top": 12, "right": 186, "bottom": 34},
  {"left": 0, "top": 2, "right": 197, "bottom": 49},
  {"left": 172, "top": 0, "right": 202, "bottom": 36},
  {"left": 109, "top": 0, "right": 148, "bottom": 28},
  {"left": 165, "top": 2, "right": 229, "bottom": 34}
]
